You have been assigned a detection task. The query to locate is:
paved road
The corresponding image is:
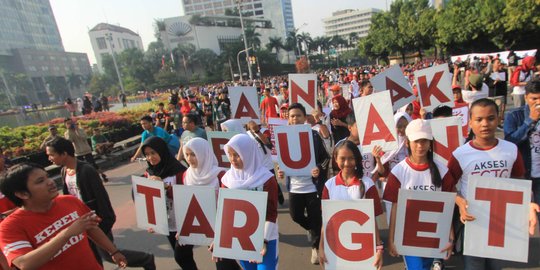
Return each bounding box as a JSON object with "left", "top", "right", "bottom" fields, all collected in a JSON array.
[{"left": 101, "top": 161, "right": 540, "bottom": 270}]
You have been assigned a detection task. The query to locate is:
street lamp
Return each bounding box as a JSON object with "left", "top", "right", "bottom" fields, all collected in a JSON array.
[
  {"left": 105, "top": 33, "right": 125, "bottom": 95},
  {"left": 236, "top": 0, "right": 253, "bottom": 81},
  {"left": 237, "top": 47, "right": 253, "bottom": 82}
]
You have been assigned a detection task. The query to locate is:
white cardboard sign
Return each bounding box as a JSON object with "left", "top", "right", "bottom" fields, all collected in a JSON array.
[
  {"left": 206, "top": 131, "right": 239, "bottom": 168},
  {"left": 174, "top": 185, "right": 217, "bottom": 246},
  {"left": 414, "top": 64, "right": 453, "bottom": 111},
  {"left": 267, "top": 117, "right": 288, "bottom": 159},
  {"left": 132, "top": 175, "right": 169, "bottom": 235},
  {"left": 452, "top": 103, "right": 469, "bottom": 137},
  {"left": 289, "top": 74, "right": 317, "bottom": 114},
  {"left": 464, "top": 175, "right": 531, "bottom": 263},
  {"left": 430, "top": 117, "right": 465, "bottom": 165},
  {"left": 213, "top": 188, "right": 268, "bottom": 262},
  {"left": 274, "top": 124, "right": 315, "bottom": 176},
  {"left": 371, "top": 65, "right": 415, "bottom": 111},
  {"left": 394, "top": 189, "right": 456, "bottom": 258},
  {"left": 229, "top": 86, "right": 260, "bottom": 124},
  {"left": 322, "top": 199, "right": 376, "bottom": 270},
  {"left": 353, "top": 90, "right": 398, "bottom": 153}
]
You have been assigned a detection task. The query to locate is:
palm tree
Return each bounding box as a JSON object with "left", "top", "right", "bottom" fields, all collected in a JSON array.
[
  {"left": 175, "top": 43, "right": 196, "bottom": 75},
  {"left": 266, "top": 36, "right": 284, "bottom": 55},
  {"left": 297, "top": 32, "right": 312, "bottom": 56},
  {"left": 243, "top": 27, "right": 261, "bottom": 50},
  {"left": 283, "top": 36, "right": 297, "bottom": 63},
  {"left": 153, "top": 19, "right": 166, "bottom": 40},
  {"left": 287, "top": 30, "right": 300, "bottom": 56}
]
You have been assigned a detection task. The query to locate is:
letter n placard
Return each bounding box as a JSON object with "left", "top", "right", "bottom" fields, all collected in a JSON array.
[
  {"left": 322, "top": 200, "right": 376, "bottom": 270},
  {"left": 213, "top": 188, "right": 268, "bottom": 262},
  {"left": 394, "top": 189, "right": 455, "bottom": 258},
  {"left": 464, "top": 176, "right": 531, "bottom": 262},
  {"left": 132, "top": 176, "right": 169, "bottom": 235},
  {"left": 174, "top": 185, "right": 216, "bottom": 246},
  {"left": 274, "top": 124, "right": 315, "bottom": 176}
]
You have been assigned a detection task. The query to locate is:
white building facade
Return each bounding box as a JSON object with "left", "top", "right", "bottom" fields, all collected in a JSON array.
[
  {"left": 323, "top": 8, "right": 381, "bottom": 40},
  {"left": 89, "top": 23, "right": 144, "bottom": 73}
]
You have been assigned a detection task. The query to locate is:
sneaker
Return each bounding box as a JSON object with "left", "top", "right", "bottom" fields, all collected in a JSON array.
[
  {"left": 311, "top": 248, "right": 319, "bottom": 265},
  {"left": 431, "top": 260, "right": 443, "bottom": 270}
]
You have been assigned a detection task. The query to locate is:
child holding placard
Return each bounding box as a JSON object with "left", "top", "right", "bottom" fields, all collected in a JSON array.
[
  {"left": 318, "top": 140, "right": 384, "bottom": 269},
  {"left": 382, "top": 119, "right": 455, "bottom": 270}
]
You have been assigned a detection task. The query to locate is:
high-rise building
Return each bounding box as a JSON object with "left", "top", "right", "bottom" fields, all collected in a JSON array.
[
  {"left": 323, "top": 8, "right": 382, "bottom": 40},
  {"left": 181, "top": 0, "right": 294, "bottom": 39},
  {"left": 89, "top": 23, "right": 144, "bottom": 73}
]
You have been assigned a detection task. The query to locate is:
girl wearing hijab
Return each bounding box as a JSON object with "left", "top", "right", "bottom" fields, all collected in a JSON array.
[
  {"left": 220, "top": 119, "right": 246, "bottom": 133},
  {"left": 510, "top": 55, "right": 536, "bottom": 108},
  {"left": 221, "top": 134, "right": 279, "bottom": 269},
  {"left": 141, "top": 137, "right": 194, "bottom": 270},
  {"left": 330, "top": 95, "right": 352, "bottom": 144},
  {"left": 182, "top": 138, "right": 242, "bottom": 270}
]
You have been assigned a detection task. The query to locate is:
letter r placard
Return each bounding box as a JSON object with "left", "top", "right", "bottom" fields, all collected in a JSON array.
[
  {"left": 274, "top": 124, "right": 316, "bottom": 176},
  {"left": 464, "top": 176, "right": 531, "bottom": 263},
  {"left": 213, "top": 188, "right": 268, "bottom": 262},
  {"left": 132, "top": 176, "right": 169, "bottom": 235}
]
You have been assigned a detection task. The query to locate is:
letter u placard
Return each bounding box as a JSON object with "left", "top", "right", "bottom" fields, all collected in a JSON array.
[{"left": 274, "top": 124, "right": 315, "bottom": 176}]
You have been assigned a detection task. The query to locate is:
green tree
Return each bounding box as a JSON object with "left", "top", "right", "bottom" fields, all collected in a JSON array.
[
  {"left": 243, "top": 27, "right": 261, "bottom": 50},
  {"left": 154, "top": 19, "right": 166, "bottom": 40},
  {"left": 266, "top": 36, "right": 284, "bottom": 55},
  {"left": 174, "top": 43, "right": 197, "bottom": 75},
  {"left": 192, "top": 49, "right": 218, "bottom": 75}
]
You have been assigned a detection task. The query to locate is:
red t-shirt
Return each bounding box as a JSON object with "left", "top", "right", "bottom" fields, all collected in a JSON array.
[
  {"left": 0, "top": 195, "right": 102, "bottom": 270},
  {"left": 260, "top": 96, "right": 279, "bottom": 119}
]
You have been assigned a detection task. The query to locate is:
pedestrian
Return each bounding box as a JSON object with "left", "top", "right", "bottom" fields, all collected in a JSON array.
[
  {"left": 329, "top": 95, "right": 351, "bottom": 145},
  {"left": 141, "top": 137, "right": 192, "bottom": 269},
  {"left": 220, "top": 134, "right": 279, "bottom": 270},
  {"left": 0, "top": 162, "right": 127, "bottom": 269},
  {"left": 82, "top": 96, "right": 93, "bottom": 115},
  {"left": 260, "top": 88, "right": 279, "bottom": 124},
  {"left": 176, "top": 114, "right": 207, "bottom": 162},
  {"left": 100, "top": 94, "right": 109, "bottom": 112},
  {"left": 510, "top": 56, "right": 536, "bottom": 108},
  {"left": 65, "top": 98, "right": 77, "bottom": 117},
  {"left": 131, "top": 115, "right": 180, "bottom": 162},
  {"left": 318, "top": 140, "right": 384, "bottom": 269},
  {"left": 45, "top": 138, "right": 155, "bottom": 269},
  {"left": 39, "top": 125, "right": 61, "bottom": 150}
]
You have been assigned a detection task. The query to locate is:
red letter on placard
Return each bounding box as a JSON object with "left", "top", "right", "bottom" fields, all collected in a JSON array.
[
  {"left": 386, "top": 77, "right": 412, "bottom": 105},
  {"left": 363, "top": 104, "right": 396, "bottom": 145},
  {"left": 220, "top": 199, "right": 259, "bottom": 251},
  {"left": 277, "top": 132, "right": 311, "bottom": 169},
  {"left": 211, "top": 137, "right": 230, "bottom": 168},
  {"left": 475, "top": 188, "right": 523, "bottom": 247},
  {"left": 234, "top": 94, "right": 258, "bottom": 119},
  {"left": 291, "top": 80, "right": 315, "bottom": 108},
  {"left": 403, "top": 199, "right": 444, "bottom": 248},
  {"left": 433, "top": 125, "right": 460, "bottom": 162},
  {"left": 136, "top": 185, "right": 161, "bottom": 225},
  {"left": 179, "top": 195, "right": 214, "bottom": 238},
  {"left": 417, "top": 71, "right": 451, "bottom": 107},
  {"left": 326, "top": 209, "right": 374, "bottom": 261}
]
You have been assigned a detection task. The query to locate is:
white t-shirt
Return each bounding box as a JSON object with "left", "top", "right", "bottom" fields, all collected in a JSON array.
[
  {"left": 289, "top": 175, "right": 317, "bottom": 194},
  {"left": 64, "top": 172, "right": 81, "bottom": 200},
  {"left": 530, "top": 123, "right": 540, "bottom": 178},
  {"left": 512, "top": 70, "right": 533, "bottom": 95},
  {"left": 462, "top": 83, "right": 489, "bottom": 105}
]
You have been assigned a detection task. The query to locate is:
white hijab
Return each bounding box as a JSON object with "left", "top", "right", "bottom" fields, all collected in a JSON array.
[
  {"left": 220, "top": 119, "right": 246, "bottom": 133},
  {"left": 221, "top": 134, "right": 273, "bottom": 189},
  {"left": 371, "top": 112, "right": 412, "bottom": 174},
  {"left": 183, "top": 137, "right": 224, "bottom": 188}
]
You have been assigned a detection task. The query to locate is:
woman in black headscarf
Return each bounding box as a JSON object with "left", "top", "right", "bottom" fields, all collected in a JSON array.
[{"left": 141, "top": 137, "right": 194, "bottom": 269}]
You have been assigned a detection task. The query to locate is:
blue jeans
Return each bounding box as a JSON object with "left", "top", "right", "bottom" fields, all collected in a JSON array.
[
  {"left": 403, "top": 256, "right": 434, "bottom": 270},
  {"left": 239, "top": 239, "right": 278, "bottom": 270}
]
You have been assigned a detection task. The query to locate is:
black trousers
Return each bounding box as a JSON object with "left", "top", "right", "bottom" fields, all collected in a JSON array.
[
  {"left": 289, "top": 192, "right": 322, "bottom": 248},
  {"left": 90, "top": 231, "right": 155, "bottom": 270}
]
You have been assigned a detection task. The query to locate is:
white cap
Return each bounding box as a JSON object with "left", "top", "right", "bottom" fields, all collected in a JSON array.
[{"left": 405, "top": 119, "right": 433, "bottom": 141}]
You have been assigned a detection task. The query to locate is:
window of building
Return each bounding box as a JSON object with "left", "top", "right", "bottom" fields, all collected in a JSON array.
[
  {"left": 96, "top": 37, "right": 107, "bottom": 50},
  {"left": 254, "top": 3, "right": 262, "bottom": 8},
  {"left": 123, "top": 39, "right": 130, "bottom": 49},
  {"left": 255, "top": 10, "right": 263, "bottom": 15}
]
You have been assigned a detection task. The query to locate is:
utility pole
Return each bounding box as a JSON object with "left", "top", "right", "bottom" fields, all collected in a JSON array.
[
  {"left": 236, "top": 0, "right": 253, "bottom": 81},
  {"left": 105, "top": 33, "right": 126, "bottom": 95}
]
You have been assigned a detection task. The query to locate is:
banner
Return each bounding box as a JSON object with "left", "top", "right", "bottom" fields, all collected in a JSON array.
[
  {"left": 414, "top": 64, "right": 453, "bottom": 112},
  {"left": 289, "top": 74, "right": 317, "bottom": 114},
  {"left": 174, "top": 185, "right": 216, "bottom": 246},
  {"left": 229, "top": 86, "right": 260, "bottom": 124},
  {"left": 274, "top": 124, "right": 315, "bottom": 176},
  {"left": 394, "top": 189, "right": 456, "bottom": 258},
  {"left": 452, "top": 103, "right": 469, "bottom": 137},
  {"left": 322, "top": 200, "right": 377, "bottom": 270},
  {"left": 207, "top": 131, "right": 239, "bottom": 168},
  {"left": 213, "top": 188, "right": 268, "bottom": 262},
  {"left": 132, "top": 176, "right": 169, "bottom": 235},
  {"left": 267, "top": 117, "right": 288, "bottom": 159},
  {"left": 353, "top": 90, "right": 398, "bottom": 153},
  {"left": 464, "top": 176, "right": 531, "bottom": 263},
  {"left": 371, "top": 65, "right": 415, "bottom": 111},
  {"left": 430, "top": 116, "right": 465, "bottom": 165}
]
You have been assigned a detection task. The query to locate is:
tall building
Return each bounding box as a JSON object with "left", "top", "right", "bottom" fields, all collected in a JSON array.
[
  {"left": 89, "top": 23, "right": 144, "bottom": 73},
  {"left": 181, "top": 0, "right": 294, "bottom": 39},
  {"left": 323, "top": 8, "right": 382, "bottom": 40}
]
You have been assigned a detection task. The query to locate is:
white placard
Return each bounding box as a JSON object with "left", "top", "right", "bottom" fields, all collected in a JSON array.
[
  {"left": 430, "top": 117, "right": 465, "bottom": 165},
  {"left": 353, "top": 90, "right": 398, "bottom": 153},
  {"left": 289, "top": 74, "right": 317, "bottom": 114},
  {"left": 371, "top": 65, "right": 415, "bottom": 111},
  {"left": 267, "top": 117, "right": 288, "bottom": 158},
  {"left": 322, "top": 200, "right": 376, "bottom": 270},
  {"left": 452, "top": 103, "right": 469, "bottom": 137},
  {"left": 274, "top": 124, "right": 315, "bottom": 176},
  {"left": 464, "top": 175, "right": 531, "bottom": 263},
  {"left": 414, "top": 64, "right": 453, "bottom": 111},
  {"left": 394, "top": 190, "right": 456, "bottom": 258},
  {"left": 213, "top": 188, "right": 268, "bottom": 262},
  {"left": 229, "top": 86, "right": 260, "bottom": 124},
  {"left": 206, "top": 131, "right": 238, "bottom": 168},
  {"left": 174, "top": 185, "right": 216, "bottom": 246},
  {"left": 132, "top": 175, "right": 169, "bottom": 235}
]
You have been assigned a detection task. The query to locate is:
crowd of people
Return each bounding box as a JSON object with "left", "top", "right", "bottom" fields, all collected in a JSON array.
[{"left": 0, "top": 54, "right": 538, "bottom": 270}]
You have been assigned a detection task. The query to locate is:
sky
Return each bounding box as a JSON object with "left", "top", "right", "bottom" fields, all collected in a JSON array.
[{"left": 49, "top": 0, "right": 388, "bottom": 65}]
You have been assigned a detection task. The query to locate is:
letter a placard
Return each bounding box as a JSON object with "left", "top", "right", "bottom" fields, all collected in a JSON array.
[
  {"left": 464, "top": 175, "right": 531, "bottom": 263},
  {"left": 229, "top": 86, "right": 260, "bottom": 124},
  {"left": 132, "top": 176, "right": 168, "bottom": 235},
  {"left": 414, "top": 64, "right": 453, "bottom": 111},
  {"left": 274, "top": 124, "right": 315, "bottom": 176},
  {"left": 322, "top": 200, "right": 376, "bottom": 270},
  {"left": 289, "top": 74, "right": 317, "bottom": 114},
  {"left": 207, "top": 131, "right": 239, "bottom": 168},
  {"left": 353, "top": 90, "right": 398, "bottom": 153},
  {"left": 371, "top": 65, "right": 415, "bottom": 111},
  {"left": 174, "top": 185, "right": 216, "bottom": 246},
  {"left": 213, "top": 188, "right": 267, "bottom": 262},
  {"left": 394, "top": 189, "right": 456, "bottom": 258},
  {"left": 430, "top": 117, "right": 464, "bottom": 165}
]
